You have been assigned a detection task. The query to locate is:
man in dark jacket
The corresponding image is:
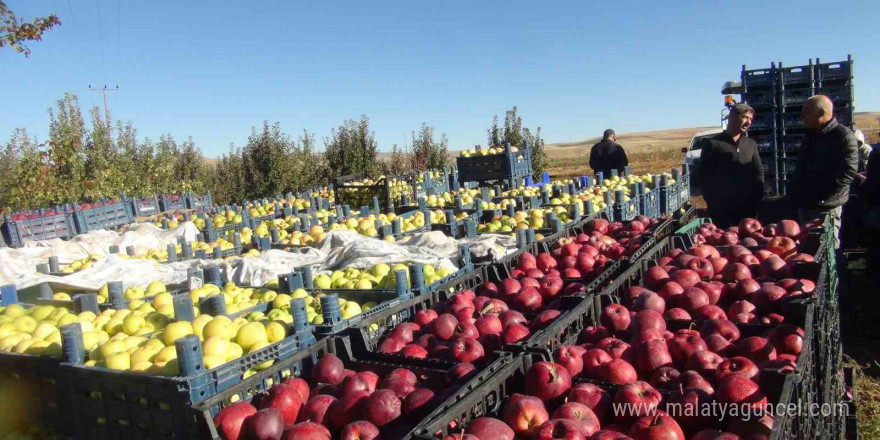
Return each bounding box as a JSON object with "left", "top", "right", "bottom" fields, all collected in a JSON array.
[
  {"left": 698, "top": 103, "right": 764, "bottom": 228},
  {"left": 589, "top": 129, "right": 629, "bottom": 178},
  {"left": 790, "top": 95, "right": 858, "bottom": 248}
]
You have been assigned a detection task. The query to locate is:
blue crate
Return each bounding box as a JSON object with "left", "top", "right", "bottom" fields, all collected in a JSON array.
[
  {"left": 186, "top": 192, "right": 213, "bottom": 211},
  {"left": 72, "top": 200, "right": 133, "bottom": 233},
  {"left": 780, "top": 64, "right": 814, "bottom": 85},
  {"left": 782, "top": 86, "right": 814, "bottom": 107},
  {"left": 638, "top": 184, "right": 661, "bottom": 219},
  {"left": 2, "top": 210, "right": 77, "bottom": 247},
  {"left": 159, "top": 194, "right": 187, "bottom": 212},
  {"left": 126, "top": 194, "right": 160, "bottom": 217},
  {"left": 456, "top": 142, "right": 533, "bottom": 184},
  {"left": 61, "top": 319, "right": 316, "bottom": 440},
  {"left": 834, "top": 106, "right": 854, "bottom": 127},
  {"left": 780, "top": 156, "right": 798, "bottom": 175},
  {"left": 742, "top": 66, "right": 777, "bottom": 88}
]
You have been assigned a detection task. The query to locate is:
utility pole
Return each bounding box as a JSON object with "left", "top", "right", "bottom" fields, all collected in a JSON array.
[{"left": 89, "top": 84, "right": 118, "bottom": 131}]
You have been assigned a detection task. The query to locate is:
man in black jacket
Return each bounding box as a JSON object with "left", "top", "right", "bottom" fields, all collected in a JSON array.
[
  {"left": 790, "top": 95, "right": 858, "bottom": 248},
  {"left": 589, "top": 129, "right": 629, "bottom": 178},
  {"left": 698, "top": 103, "right": 764, "bottom": 228}
]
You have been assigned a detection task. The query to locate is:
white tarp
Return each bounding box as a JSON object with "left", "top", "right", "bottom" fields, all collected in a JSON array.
[
  {"left": 1, "top": 226, "right": 522, "bottom": 293},
  {"left": 0, "top": 222, "right": 200, "bottom": 287}
]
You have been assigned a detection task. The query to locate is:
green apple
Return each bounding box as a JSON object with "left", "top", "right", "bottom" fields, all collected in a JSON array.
[
  {"left": 235, "top": 322, "right": 268, "bottom": 351},
  {"left": 340, "top": 302, "right": 362, "bottom": 319},
  {"left": 163, "top": 321, "right": 194, "bottom": 345},
  {"left": 362, "top": 301, "right": 378, "bottom": 311},
  {"left": 314, "top": 275, "right": 332, "bottom": 289}
]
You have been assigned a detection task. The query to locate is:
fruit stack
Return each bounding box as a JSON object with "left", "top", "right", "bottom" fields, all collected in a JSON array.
[
  {"left": 2, "top": 206, "right": 77, "bottom": 247},
  {"left": 456, "top": 142, "right": 533, "bottom": 188},
  {"left": 335, "top": 173, "right": 418, "bottom": 213},
  {"left": 413, "top": 220, "right": 824, "bottom": 440},
  {"left": 200, "top": 336, "right": 502, "bottom": 440}
]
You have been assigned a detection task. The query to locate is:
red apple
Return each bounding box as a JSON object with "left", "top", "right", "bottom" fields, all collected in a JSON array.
[
  {"left": 465, "top": 417, "right": 515, "bottom": 440},
  {"left": 635, "top": 338, "right": 674, "bottom": 375},
  {"left": 246, "top": 408, "right": 285, "bottom": 440},
  {"left": 281, "top": 422, "right": 331, "bottom": 440},
  {"left": 664, "top": 308, "right": 691, "bottom": 320},
  {"left": 685, "top": 351, "right": 724, "bottom": 379},
  {"left": 552, "top": 402, "right": 601, "bottom": 437},
  {"left": 644, "top": 266, "right": 671, "bottom": 290},
  {"left": 526, "top": 362, "right": 572, "bottom": 403},
  {"left": 313, "top": 354, "right": 345, "bottom": 385},
  {"left": 601, "top": 304, "right": 632, "bottom": 332},
  {"left": 501, "top": 323, "right": 532, "bottom": 344},
  {"left": 767, "top": 325, "right": 804, "bottom": 355},
  {"left": 716, "top": 376, "right": 767, "bottom": 410},
  {"left": 670, "top": 269, "right": 700, "bottom": 288},
  {"left": 533, "top": 419, "right": 588, "bottom": 440},
  {"left": 297, "top": 395, "right": 336, "bottom": 424},
  {"left": 260, "top": 384, "right": 303, "bottom": 429},
  {"left": 700, "top": 319, "right": 741, "bottom": 342},
  {"left": 613, "top": 381, "right": 662, "bottom": 424},
  {"left": 596, "top": 359, "right": 638, "bottom": 384},
  {"left": 568, "top": 383, "right": 613, "bottom": 425},
  {"left": 362, "top": 389, "right": 401, "bottom": 427},
  {"left": 722, "top": 263, "right": 752, "bottom": 283},
  {"left": 554, "top": 345, "right": 587, "bottom": 377},
  {"left": 503, "top": 393, "right": 550, "bottom": 437},
  {"left": 214, "top": 401, "right": 257, "bottom": 440},
  {"left": 716, "top": 356, "right": 760, "bottom": 382}
]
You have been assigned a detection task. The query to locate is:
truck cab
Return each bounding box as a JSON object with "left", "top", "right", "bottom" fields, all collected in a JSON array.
[{"left": 682, "top": 128, "right": 723, "bottom": 196}]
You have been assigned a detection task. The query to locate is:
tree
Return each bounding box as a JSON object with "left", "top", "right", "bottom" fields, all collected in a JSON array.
[
  {"left": 379, "top": 144, "right": 410, "bottom": 175},
  {"left": 487, "top": 106, "right": 547, "bottom": 179},
  {"left": 0, "top": 1, "right": 61, "bottom": 57},
  {"left": 211, "top": 145, "right": 246, "bottom": 205},
  {"left": 47, "top": 93, "right": 87, "bottom": 201},
  {"left": 324, "top": 115, "right": 378, "bottom": 177},
  {"left": 410, "top": 123, "right": 449, "bottom": 171}
]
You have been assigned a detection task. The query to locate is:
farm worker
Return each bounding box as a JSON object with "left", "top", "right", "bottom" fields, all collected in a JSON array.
[
  {"left": 697, "top": 102, "right": 764, "bottom": 228},
  {"left": 854, "top": 129, "right": 872, "bottom": 172},
  {"left": 589, "top": 129, "right": 629, "bottom": 178},
  {"left": 790, "top": 95, "right": 858, "bottom": 249}
]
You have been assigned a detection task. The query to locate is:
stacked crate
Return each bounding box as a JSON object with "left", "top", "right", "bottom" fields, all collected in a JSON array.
[{"left": 741, "top": 55, "right": 855, "bottom": 197}]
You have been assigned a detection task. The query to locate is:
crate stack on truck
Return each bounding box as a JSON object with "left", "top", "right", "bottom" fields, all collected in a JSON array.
[{"left": 741, "top": 55, "right": 855, "bottom": 197}]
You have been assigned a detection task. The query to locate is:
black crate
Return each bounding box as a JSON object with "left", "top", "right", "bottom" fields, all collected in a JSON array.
[
  {"left": 819, "top": 84, "right": 854, "bottom": 105},
  {"left": 782, "top": 111, "right": 806, "bottom": 130},
  {"left": 780, "top": 64, "right": 815, "bottom": 85},
  {"left": 189, "top": 335, "right": 486, "bottom": 440},
  {"left": 743, "top": 89, "right": 777, "bottom": 108},
  {"left": 752, "top": 133, "right": 778, "bottom": 153},
  {"left": 72, "top": 200, "right": 133, "bottom": 233},
  {"left": 764, "top": 178, "right": 781, "bottom": 196},
  {"left": 783, "top": 134, "right": 804, "bottom": 152},
  {"left": 750, "top": 112, "right": 778, "bottom": 131},
  {"left": 335, "top": 172, "right": 418, "bottom": 212},
  {"left": 834, "top": 106, "right": 854, "bottom": 128},
  {"left": 816, "top": 58, "right": 853, "bottom": 83},
  {"left": 780, "top": 156, "right": 798, "bottom": 175},
  {"left": 742, "top": 66, "right": 777, "bottom": 88},
  {"left": 159, "top": 194, "right": 187, "bottom": 212},
  {"left": 781, "top": 86, "right": 814, "bottom": 108}
]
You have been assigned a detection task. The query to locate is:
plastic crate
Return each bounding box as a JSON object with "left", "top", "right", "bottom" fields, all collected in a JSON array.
[
  {"left": 62, "top": 323, "right": 316, "bottom": 440},
  {"left": 412, "top": 347, "right": 811, "bottom": 440},
  {"left": 742, "top": 66, "right": 777, "bottom": 88},
  {"left": 335, "top": 172, "right": 418, "bottom": 212},
  {"left": 126, "top": 195, "right": 161, "bottom": 217},
  {"left": 750, "top": 112, "right": 777, "bottom": 132},
  {"left": 190, "top": 335, "right": 477, "bottom": 440},
  {"left": 783, "top": 134, "right": 804, "bottom": 152},
  {"left": 2, "top": 210, "right": 77, "bottom": 247},
  {"left": 159, "top": 194, "right": 187, "bottom": 212},
  {"left": 743, "top": 89, "right": 777, "bottom": 108},
  {"left": 0, "top": 349, "right": 74, "bottom": 436},
  {"left": 816, "top": 58, "right": 853, "bottom": 83},
  {"left": 638, "top": 185, "right": 661, "bottom": 218},
  {"left": 456, "top": 142, "right": 533, "bottom": 184},
  {"left": 186, "top": 191, "right": 213, "bottom": 211},
  {"left": 752, "top": 133, "right": 777, "bottom": 153},
  {"left": 780, "top": 156, "right": 798, "bottom": 175},
  {"left": 780, "top": 64, "right": 815, "bottom": 85},
  {"left": 764, "top": 178, "right": 781, "bottom": 196},
  {"left": 781, "top": 86, "right": 814, "bottom": 107},
  {"left": 781, "top": 111, "right": 805, "bottom": 130},
  {"left": 834, "top": 106, "right": 854, "bottom": 127},
  {"left": 72, "top": 200, "right": 133, "bottom": 233},
  {"left": 819, "top": 84, "right": 853, "bottom": 104}
]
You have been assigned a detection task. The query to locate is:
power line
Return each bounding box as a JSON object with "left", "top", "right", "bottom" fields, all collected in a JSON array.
[{"left": 95, "top": 0, "right": 107, "bottom": 86}]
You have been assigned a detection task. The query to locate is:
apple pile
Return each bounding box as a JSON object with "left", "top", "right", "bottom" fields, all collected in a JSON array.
[
  {"left": 375, "top": 276, "right": 585, "bottom": 363},
  {"left": 213, "top": 353, "right": 472, "bottom": 440},
  {"left": 552, "top": 215, "right": 663, "bottom": 265},
  {"left": 691, "top": 218, "right": 822, "bottom": 252}
]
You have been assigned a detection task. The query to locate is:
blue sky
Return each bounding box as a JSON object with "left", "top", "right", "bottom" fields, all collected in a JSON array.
[{"left": 3, "top": 0, "right": 878, "bottom": 157}]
